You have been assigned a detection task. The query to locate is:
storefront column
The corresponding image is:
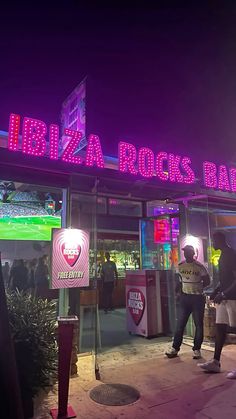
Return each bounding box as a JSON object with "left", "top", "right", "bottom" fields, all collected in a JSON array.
[{"left": 59, "top": 187, "right": 71, "bottom": 316}]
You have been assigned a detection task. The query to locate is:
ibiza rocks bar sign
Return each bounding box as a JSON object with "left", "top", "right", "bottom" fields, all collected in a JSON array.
[
  {"left": 51, "top": 228, "right": 89, "bottom": 289},
  {"left": 7, "top": 113, "right": 236, "bottom": 193}
]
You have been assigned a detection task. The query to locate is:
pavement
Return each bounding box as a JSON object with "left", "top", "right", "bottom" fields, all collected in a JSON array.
[{"left": 34, "top": 340, "right": 236, "bottom": 419}]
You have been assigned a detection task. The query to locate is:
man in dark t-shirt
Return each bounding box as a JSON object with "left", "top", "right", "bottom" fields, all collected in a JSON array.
[
  {"left": 101, "top": 252, "right": 118, "bottom": 313},
  {"left": 198, "top": 232, "right": 236, "bottom": 378}
]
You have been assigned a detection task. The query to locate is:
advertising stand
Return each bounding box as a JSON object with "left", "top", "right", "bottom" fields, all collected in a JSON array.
[
  {"left": 50, "top": 228, "right": 90, "bottom": 418},
  {"left": 126, "top": 270, "right": 163, "bottom": 337}
]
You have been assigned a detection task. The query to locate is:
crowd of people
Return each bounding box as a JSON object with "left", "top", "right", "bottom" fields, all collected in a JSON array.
[
  {"left": 2, "top": 255, "right": 50, "bottom": 296},
  {"left": 11, "top": 191, "right": 39, "bottom": 202},
  {"left": 0, "top": 189, "right": 49, "bottom": 218},
  {"left": 0, "top": 203, "right": 48, "bottom": 217}
]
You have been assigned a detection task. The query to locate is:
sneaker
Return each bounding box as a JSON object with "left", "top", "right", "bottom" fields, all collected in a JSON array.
[
  {"left": 227, "top": 370, "right": 236, "bottom": 379},
  {"left": 165, "top": 347, "right": 178, "bottom": 358},
  {"left": 193, "top": 350, "right": 202, "bottom": 360},
  {"left": 197, "top": 359, "right": 221, "bottom": 373}
]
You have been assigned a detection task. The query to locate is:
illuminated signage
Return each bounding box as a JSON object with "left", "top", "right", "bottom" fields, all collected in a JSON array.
[
  {"left": 61, "top": 78, "right": 86, "bottom": 153},
  {"left": 51, "top": 228, "right": 89, "bottom": 289},
  {"left": 6, "top": 113, "right": 236, "bottom": 193},
  {"left": 154, "top": 218, "right": 171, "bottom": 244}
]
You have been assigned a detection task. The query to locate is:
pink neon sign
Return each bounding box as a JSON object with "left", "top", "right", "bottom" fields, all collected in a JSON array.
[
  {"left": 6, "top": 113, "right": 236, "bottom": 193},
  {"left": 118, "top": 141, "right": 196, "bottom": 185},
  {"left": 22, "top": 117, "right": 47, "bottom": 156}
]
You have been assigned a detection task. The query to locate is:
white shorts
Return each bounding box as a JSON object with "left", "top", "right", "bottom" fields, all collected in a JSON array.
[{"left": 216, "top": 300, "right": 236, "bottom": 327}]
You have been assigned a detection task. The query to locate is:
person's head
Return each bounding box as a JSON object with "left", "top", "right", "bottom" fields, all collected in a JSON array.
[
  {"left": 29, "top": 259, "right": 36, "bottom": 268},
  {"left": 105, "top": 252, "right": 110, "bottom": 261},
  {"left": 182, "top": 245, "right": 195, "bottom": 262},
  {"left": 13, "top": 259, "right": 19, "bottom": 267},
  {"left": 213, "top": 231, "right": 227, "bottom": 250},
  {"left": 38, "top": 256, "right": 44, "bottom": 266},
  {"left": 42, "top": 254, "right": 48, "bottom": 264}
]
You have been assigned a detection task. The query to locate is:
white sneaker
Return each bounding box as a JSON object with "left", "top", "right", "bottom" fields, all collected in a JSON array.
[
  {"left": 227, "top": 370, "right": 236, "bottom": 379},
  {"left": 193, "top": 350, "right": 202, "bottom": 359},
  {"left": 197, "top": 359, "right": 221, "bottom": 373},
  {"left": 165, "top": 347, "right": 178, "bottom": 358}
]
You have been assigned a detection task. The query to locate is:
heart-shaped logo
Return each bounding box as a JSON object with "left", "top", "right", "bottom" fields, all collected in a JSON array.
[
  {"left": 127, "top": 288, "right": 145, "bottom": 326},
  {"left": 61, "top": 242, "right": 81, "bottom": 267}
]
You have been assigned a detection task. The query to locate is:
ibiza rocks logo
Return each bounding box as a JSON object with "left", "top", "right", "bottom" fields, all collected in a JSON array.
[
  {"left": 127, "top": 288, "right": 145, "bottom": 325},
  {"left": 61, "top": 241, "right": 81, "bottom": 267}
]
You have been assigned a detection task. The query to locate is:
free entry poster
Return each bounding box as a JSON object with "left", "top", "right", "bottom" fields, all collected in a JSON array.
[{"left": 51, "top": 228, "right": 89, "bottom": 289}]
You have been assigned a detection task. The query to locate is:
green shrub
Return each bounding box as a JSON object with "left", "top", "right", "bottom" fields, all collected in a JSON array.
[{"left": 6, "top": 290, "right": 58, "bottom": 399}]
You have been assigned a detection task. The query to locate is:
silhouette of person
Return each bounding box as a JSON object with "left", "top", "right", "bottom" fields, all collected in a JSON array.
[{"left": 101, "top": 252, "right": 118, "bottom": 313}]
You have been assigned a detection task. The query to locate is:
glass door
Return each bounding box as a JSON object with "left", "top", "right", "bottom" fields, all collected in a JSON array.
[{"left": 70, "top": 192, "right": 99, "bottom": 359}]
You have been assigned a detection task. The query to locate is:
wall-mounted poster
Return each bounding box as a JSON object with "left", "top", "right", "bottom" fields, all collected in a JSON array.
[{"left": 51, "top": 228, "right": 89, "bottom": 289}]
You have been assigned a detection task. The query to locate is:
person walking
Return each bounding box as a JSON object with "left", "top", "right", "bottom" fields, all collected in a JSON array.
[
  {"left": 166, "top": 245, "right": 210, "bottom": 359},
  {"left": 101, "top": 252, "right": 118, "bottom": 313},
  {"left": 198, "top": 232, "right": 236, "bottom": 378}
]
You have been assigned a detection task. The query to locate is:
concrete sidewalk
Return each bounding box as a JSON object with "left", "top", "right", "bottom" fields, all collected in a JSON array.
[{"left": 35, "top": 343, "right": 236, "bottom": 419}]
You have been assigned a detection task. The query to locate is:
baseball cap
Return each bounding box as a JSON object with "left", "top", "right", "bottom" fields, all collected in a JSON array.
[{"left": 182, "top": 245, "right": 195, "bottom": 253}]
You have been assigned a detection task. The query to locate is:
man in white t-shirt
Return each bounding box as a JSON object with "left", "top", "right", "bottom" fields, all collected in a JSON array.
[{"left": 166, "top": 245, "right": 210, "bottom": 359}]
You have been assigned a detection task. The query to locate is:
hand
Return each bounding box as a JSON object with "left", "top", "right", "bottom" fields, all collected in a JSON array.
[
  {"left": 213, "top": 292, "right": 224, "bottom": 304},
  {"left": 209, "top": 289, "right": 219, "bottom": 301}
]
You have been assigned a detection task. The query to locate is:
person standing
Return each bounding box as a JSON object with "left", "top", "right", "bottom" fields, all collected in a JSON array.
[
  {"left": 2, "top": 262, "right": 10, "bottom": 287},
  {"left": 101, "top": 252, "right": 118, "bottom": 313},
  {"left": 198, "top": 232, "right": 236, "bottom": 378},
  {"left": 9, "top": 259, "right": 28, "bottom": 291},
  {"left": 166, "top": 245, "right": 210, "bottom": 359},
  {"left": 35, "top": 255, "right": 49, "bottom": 298},
  {"left": 28, "top": 259, "right": 37, "bottom": 291}
]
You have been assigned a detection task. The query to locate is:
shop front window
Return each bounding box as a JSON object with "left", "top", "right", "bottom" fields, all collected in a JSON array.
[
  {"left": 90, "top": 239, "right": 140, "bottom": 279},
  {"left": 147, "top": 200, "right": 179, "bottom": 217},
  {"left": 140, "top": 216, "right": 180, "bottom": 270},
  {"left": 0, "top": 180, "right": 63, "bottom": 308},
  {"left": 108, "top": 198, "right": 142, "bottom": 217}
]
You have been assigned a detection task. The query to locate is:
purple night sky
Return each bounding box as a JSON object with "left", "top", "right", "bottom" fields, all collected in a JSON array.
[{"left": 1, "top": 2, "right": 236, "bottom": 163}]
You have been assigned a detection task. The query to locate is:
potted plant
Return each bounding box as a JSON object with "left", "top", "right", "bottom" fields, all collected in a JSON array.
[{"left": 6, "top": 290, "right": 58, "bottom": 418}]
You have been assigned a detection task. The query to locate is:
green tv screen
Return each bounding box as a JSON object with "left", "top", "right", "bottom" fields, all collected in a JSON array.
[{"left": 0, "top": 216, "right": 61, "bottom": 241}]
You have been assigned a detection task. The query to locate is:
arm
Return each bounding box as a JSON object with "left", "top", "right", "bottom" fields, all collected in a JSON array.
[
  {"left": 202, "top": 274, "right": 211, "bottom": 288},
  {"left": 221, "top": 271, "right": 236, "bottom": 297},
  {"left": 114, "top": 263, "right": 118, "bottom": 284},
  {"left": 100, "top": 264, "right": 104, "bottom": 282},
  {"left": 213, "top": 275, "right": 236, "bottom": 304},
  {"left": 175, "top": 272, "right": 182, "bottom": 295},
  {"left": 200, "top": 265, "right": 211, "bottom": 289}
]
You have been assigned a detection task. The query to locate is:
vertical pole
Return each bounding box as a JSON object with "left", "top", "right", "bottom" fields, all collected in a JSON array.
[
  {"left": 93, "top": 180, "right": 98, "bottom": 357},
  {"left": 59, "top": 187, "right": 71, "bottom": 317},
  {"left": 0, "top": 255, "right": 24, "bottom": 419}
]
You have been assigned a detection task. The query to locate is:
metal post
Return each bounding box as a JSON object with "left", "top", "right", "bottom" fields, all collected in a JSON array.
[
  {"left": 93, "top": 180, "right": 98, "bottom": 356},
  {"left": 59, "top": 187, "right": 71, "bottom": 316}
]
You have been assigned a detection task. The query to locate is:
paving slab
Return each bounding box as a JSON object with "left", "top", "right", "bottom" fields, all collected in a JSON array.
[{"left": 34, "top": 342, "right": 236, "bottom": 419}]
